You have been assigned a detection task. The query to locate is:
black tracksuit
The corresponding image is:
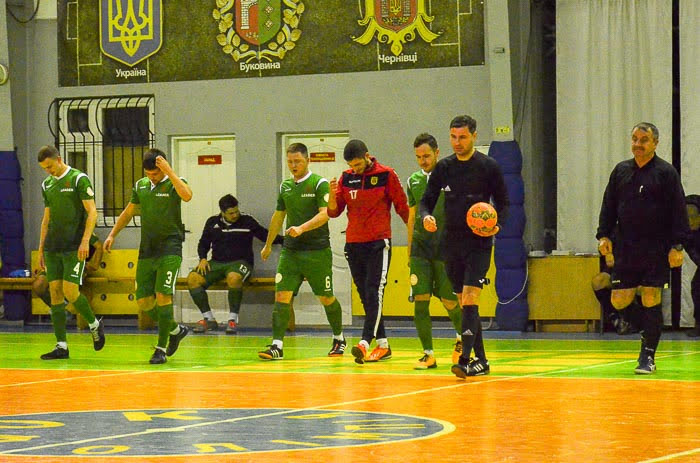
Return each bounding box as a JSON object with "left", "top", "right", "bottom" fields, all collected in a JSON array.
[{"left": 198, "top": 214, "right": 281, "bottom": 265}]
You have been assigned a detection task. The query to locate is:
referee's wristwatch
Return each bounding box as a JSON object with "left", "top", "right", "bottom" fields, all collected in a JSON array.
[{"left": 672, "top": 244, "right": 684, "bottom": 251}]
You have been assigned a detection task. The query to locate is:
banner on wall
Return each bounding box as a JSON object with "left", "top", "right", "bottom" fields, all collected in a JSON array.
[{"left": 58, "top": 0, "right": 485, "bottom": 86}]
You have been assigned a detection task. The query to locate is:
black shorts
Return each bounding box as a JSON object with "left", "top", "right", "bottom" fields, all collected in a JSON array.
[
  {"left": 445, "top": 246, "right": 492, "bottom": 293},
  {"left": 611, "top": 250, "right": 669, "bottom": 289}
]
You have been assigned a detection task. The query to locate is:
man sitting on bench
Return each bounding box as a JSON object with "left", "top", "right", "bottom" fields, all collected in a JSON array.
[{"left": 187, "top": 194, "right": 282, "bottom": 334}]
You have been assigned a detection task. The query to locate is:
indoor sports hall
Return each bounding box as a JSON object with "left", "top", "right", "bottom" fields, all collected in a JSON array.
[{"left": 1, "top": 1, "right": 700, "bottom": 462}]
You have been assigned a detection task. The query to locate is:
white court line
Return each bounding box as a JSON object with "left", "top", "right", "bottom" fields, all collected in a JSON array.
[
  {"left": 637, "top": 447, "right": 700, "bottom": 463},
  {"left": 0, "top": 370, "right": 149, "bottom": 388},
  {"left": 2, "top": 350, "right": 697, "bottom": 455}
]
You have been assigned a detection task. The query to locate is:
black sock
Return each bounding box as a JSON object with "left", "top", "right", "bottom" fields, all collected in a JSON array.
[
  {"left": 460, "top": 305, "right": 480, "bottom": 360},
  {"left": 640, "top": 304, "right": 663, "bottom": 358},
  {"left": 593, "top": 287, "right": 617, "bottom": 329},
  {"left": 473, "top": 322, "right": 487, "bottom": 362}
]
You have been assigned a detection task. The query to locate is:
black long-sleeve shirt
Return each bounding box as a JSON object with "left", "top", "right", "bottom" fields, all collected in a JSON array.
[
  {"left": 197, "top": 214, "right": 282, "bottom": 264},
  {"left": 685, "top": 195, "right": 700, "bottom": 265},
  {"left": 419, "top": 151, "right": 509, "bottom": 249},
  {"left": 597, "top": 155, "right": 689, "bottom": 252}
]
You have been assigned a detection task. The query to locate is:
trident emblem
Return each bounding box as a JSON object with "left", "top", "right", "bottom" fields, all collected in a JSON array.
[{"left": 100, "top": 0, "right": 163, "bottom": 67}]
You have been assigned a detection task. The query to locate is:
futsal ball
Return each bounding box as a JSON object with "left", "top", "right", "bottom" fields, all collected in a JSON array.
[{"left": 467, "top": 202, "right": 498, "bottom": 235}]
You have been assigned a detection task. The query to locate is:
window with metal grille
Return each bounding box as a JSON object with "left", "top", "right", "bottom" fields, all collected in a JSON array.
[{"left": 49, "top": 95, "right": 155, "bottom": 228}]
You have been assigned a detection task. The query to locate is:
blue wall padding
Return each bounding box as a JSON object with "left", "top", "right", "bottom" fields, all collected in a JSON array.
[
  {"left": 0, "top": 211, "right": 24, "bottom": 238},
  {"left": 489, "top": 140, "right": 522, "bottom": 173},
  {"left": 0, "top": 180, "right": 22, "bottom": 210},
  {"left": 503, "top": 174, "right": 525, "bottom": 205},
  {"left": 495, "top": 297, "right": 530, "bottom": 331},
  {"left": 499, "top": 206, "right": 526, "bottom": 238},
  {"left": 495, "top": 238, "right": 527, "bottom": 268},
  {"left": 491, "top": 141, "right": 529, "bottom": 331},
  {"left": 495, "top": 268, "right": 527, "bottom": 300},
  {"left": 0, "top": 150, "right": 29, "bottom": 320},
  {"left": 0, "top": 151, "right": 22, "bottom": 180}
]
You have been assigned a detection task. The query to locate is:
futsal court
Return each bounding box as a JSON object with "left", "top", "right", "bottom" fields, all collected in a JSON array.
[{"left": 0, "top": 328, "right": 698, "bottom": 463}]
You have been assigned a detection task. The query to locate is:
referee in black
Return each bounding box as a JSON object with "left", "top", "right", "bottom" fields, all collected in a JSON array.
[
  {"left": 420, "top": 115, "right": 508, "bottom": 378},
  {"left": 597, "top": 122, "right": 689, "bottom": 374}
]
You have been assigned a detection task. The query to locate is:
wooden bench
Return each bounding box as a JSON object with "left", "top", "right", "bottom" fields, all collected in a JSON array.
[{"left": 0, "top": 276, "right": 277, "bottom": 330}]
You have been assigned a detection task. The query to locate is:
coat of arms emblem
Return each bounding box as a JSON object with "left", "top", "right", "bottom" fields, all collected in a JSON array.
[
  {"left": 100, "top": 0, "right": 163, "bottom": 67},
  {"left": 354, "top": 0, "right": 439, "bottom": 56},
  {"left": 213, "top": 0, "right": 304, "bottom": 63}
]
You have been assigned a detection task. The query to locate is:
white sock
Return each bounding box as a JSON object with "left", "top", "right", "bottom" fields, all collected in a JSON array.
[
  {"left": 229, "top": 313, "right": 238, "bottom": 322},
  {"left": 424, "top": 349, "right": 434, "bottom": 356},
  {"left": 359, "top": 339, "right": 370, "bottom": 349},
  {"left": 57, "top": 341, "right": 68, "bottom": 349},
  {"left": 155, "top": 346, "right": 166, "bottom": 353},
  {"left": 333, "top": 333, "right": 344, "bottom": 341},
  {"left": 203, "top": 311, "right": 214, "bottom": 320},
  {"left": 377, "top": 338, "right": 389, "bottom": 348},
  {"left": 170, "top": 325, "right": 181, "bottom": 335},
  {"left": 88, "top": 319, "right": 100, "bottom": 330},
  {"left": 273, "top": 339, "right": 283, "bottom": 349}
]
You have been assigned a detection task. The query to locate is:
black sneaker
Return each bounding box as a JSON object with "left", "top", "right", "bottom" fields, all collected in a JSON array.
[
  {"left": 258, "top": 344, "right": 283, "bottom": 360},
  {"left": 615, "top": 318, "right": 631, "bottom": 335},
  {"left": 149, "top": 348, "right": 167, "bottom": 364},
  {"left": 687, "top": 326, "right": 700, "bottom": 338},
  {"left": 466, "top": 358, "right": 490, "bottom": 376},
  {"left": 328, "top": 339, "right": 347, "bottom": 357},
  {"left": 41, "top": 345, "right": 69, "bottom": 360},
  {"left": 634, "top": 355, "right": 656, "bottom": 374},
  {"left": 451, "top": 363, "right": 468, "bottom": 379},
  {"left": 166, "top": 325, "right": 189, "bottom": 357},
  {"left": 90, "top": 318, "right": 106, "bottom": 351}
]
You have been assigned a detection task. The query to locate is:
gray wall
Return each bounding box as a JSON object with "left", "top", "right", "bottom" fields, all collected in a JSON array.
[{"left": 6, "top": 1, "right": 546, "bottom": 267}]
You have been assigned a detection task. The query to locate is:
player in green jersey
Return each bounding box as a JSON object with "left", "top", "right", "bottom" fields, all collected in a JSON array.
[
  {"left": 407, "top": 134, "right": 463, "bottom": 370},
  {"left": 37, "top": 145, "right": 105, "bottom": 359},
  {"left": 104, "top": 149, "right": 192, "bottom": 364},
  {"left": 258, "top": 143, "right": 345, "bottom": 360},
  {"left": 33, "top": 233, "right": 103, "bottom": 325}
]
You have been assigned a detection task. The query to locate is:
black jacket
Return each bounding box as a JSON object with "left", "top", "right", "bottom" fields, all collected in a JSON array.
[
  {"left": 197, "top": 214, "right": 282, "bottom": 264},
  {"left": 597, "top": 155, "right": 689, "bottom": 252},
  {"left": 685, "top": 195, "right": 700, "bottom": 265}
]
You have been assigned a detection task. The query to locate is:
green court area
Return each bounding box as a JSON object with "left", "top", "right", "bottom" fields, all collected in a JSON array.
[{"left": 1, "top": 332, "right": 698, "bottom": 382}]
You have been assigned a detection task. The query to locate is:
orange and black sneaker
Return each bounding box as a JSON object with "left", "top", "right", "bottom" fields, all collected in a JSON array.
[
  {"left": 414, "top": 354, "right": 437, "bottom": 370},
  {"left": 225, "top": 320, "right": 238, "bottom": 335},
  {"left": 452, "top": 340, "right": 463, "bottom": 365},
  {"left": 193, "top": 319, "right": 218, "bottom": 333},
  {"left": 328, "top": 339, "right": 346, "bottom": 357},
  {"left": 351, "top": 343, "right": 367, "bottom": 365},
  {"left": 366, "top": 345, "right": 392, "bottom": 362}
]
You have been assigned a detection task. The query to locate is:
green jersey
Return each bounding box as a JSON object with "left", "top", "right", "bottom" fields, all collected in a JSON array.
[
  {"left": 130, "top": 176, "right": 186, "bottom": 258},
  {"left": 41, "top": 166, "right": 95, "bottom": 252},
  {"left": 407, "top": 170, "right": 447, "bottom": 260},
  {"left": 276, "top": 172, "right": 330, "bottom": 251}
]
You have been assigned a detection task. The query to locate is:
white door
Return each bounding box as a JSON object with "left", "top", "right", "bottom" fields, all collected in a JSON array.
[
  {"left": 172, "top": 135, "right": 236, "bottom": 274},
  {"left": 280, "top": 133, "right": 352, "bottom": 325}
]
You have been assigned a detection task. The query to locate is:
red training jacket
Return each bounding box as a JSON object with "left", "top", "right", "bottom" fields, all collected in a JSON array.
[{"left": 327, "top": 157, "right": 409, "bottom": 243}]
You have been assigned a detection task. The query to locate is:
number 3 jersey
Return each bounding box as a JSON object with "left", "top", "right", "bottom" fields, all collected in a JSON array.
[{"left": 131, "top": 176, "right": 187, "bottom": 258}]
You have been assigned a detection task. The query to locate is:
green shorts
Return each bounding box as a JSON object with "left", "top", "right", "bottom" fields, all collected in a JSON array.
[
  {"left": 276, "top": 248, "right": 333, "bottom": 296},
  {"left": 409, "top": 255, "right": 457, "bottom": 301},
  {"left": 44, "top": 251, "right": 86, "bottom": 285},
  {"left": 135, "top": 255, "right": 182, "bottom": 299},
  {"left": 195, "top": 260, "right": 252, "bottom": 288}
]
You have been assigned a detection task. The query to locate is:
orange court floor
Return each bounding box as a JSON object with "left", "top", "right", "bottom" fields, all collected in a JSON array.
[{"left": 0, "top": 329, "right": 698, "bottom": 463}]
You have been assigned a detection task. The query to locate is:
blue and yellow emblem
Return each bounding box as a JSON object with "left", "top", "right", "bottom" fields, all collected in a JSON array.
[
  {"left": 100, "top": 0, "right": 163, "bottom": 67},
  {"left": 354, "top": 0, "right": 440, "bottom": 56}
]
